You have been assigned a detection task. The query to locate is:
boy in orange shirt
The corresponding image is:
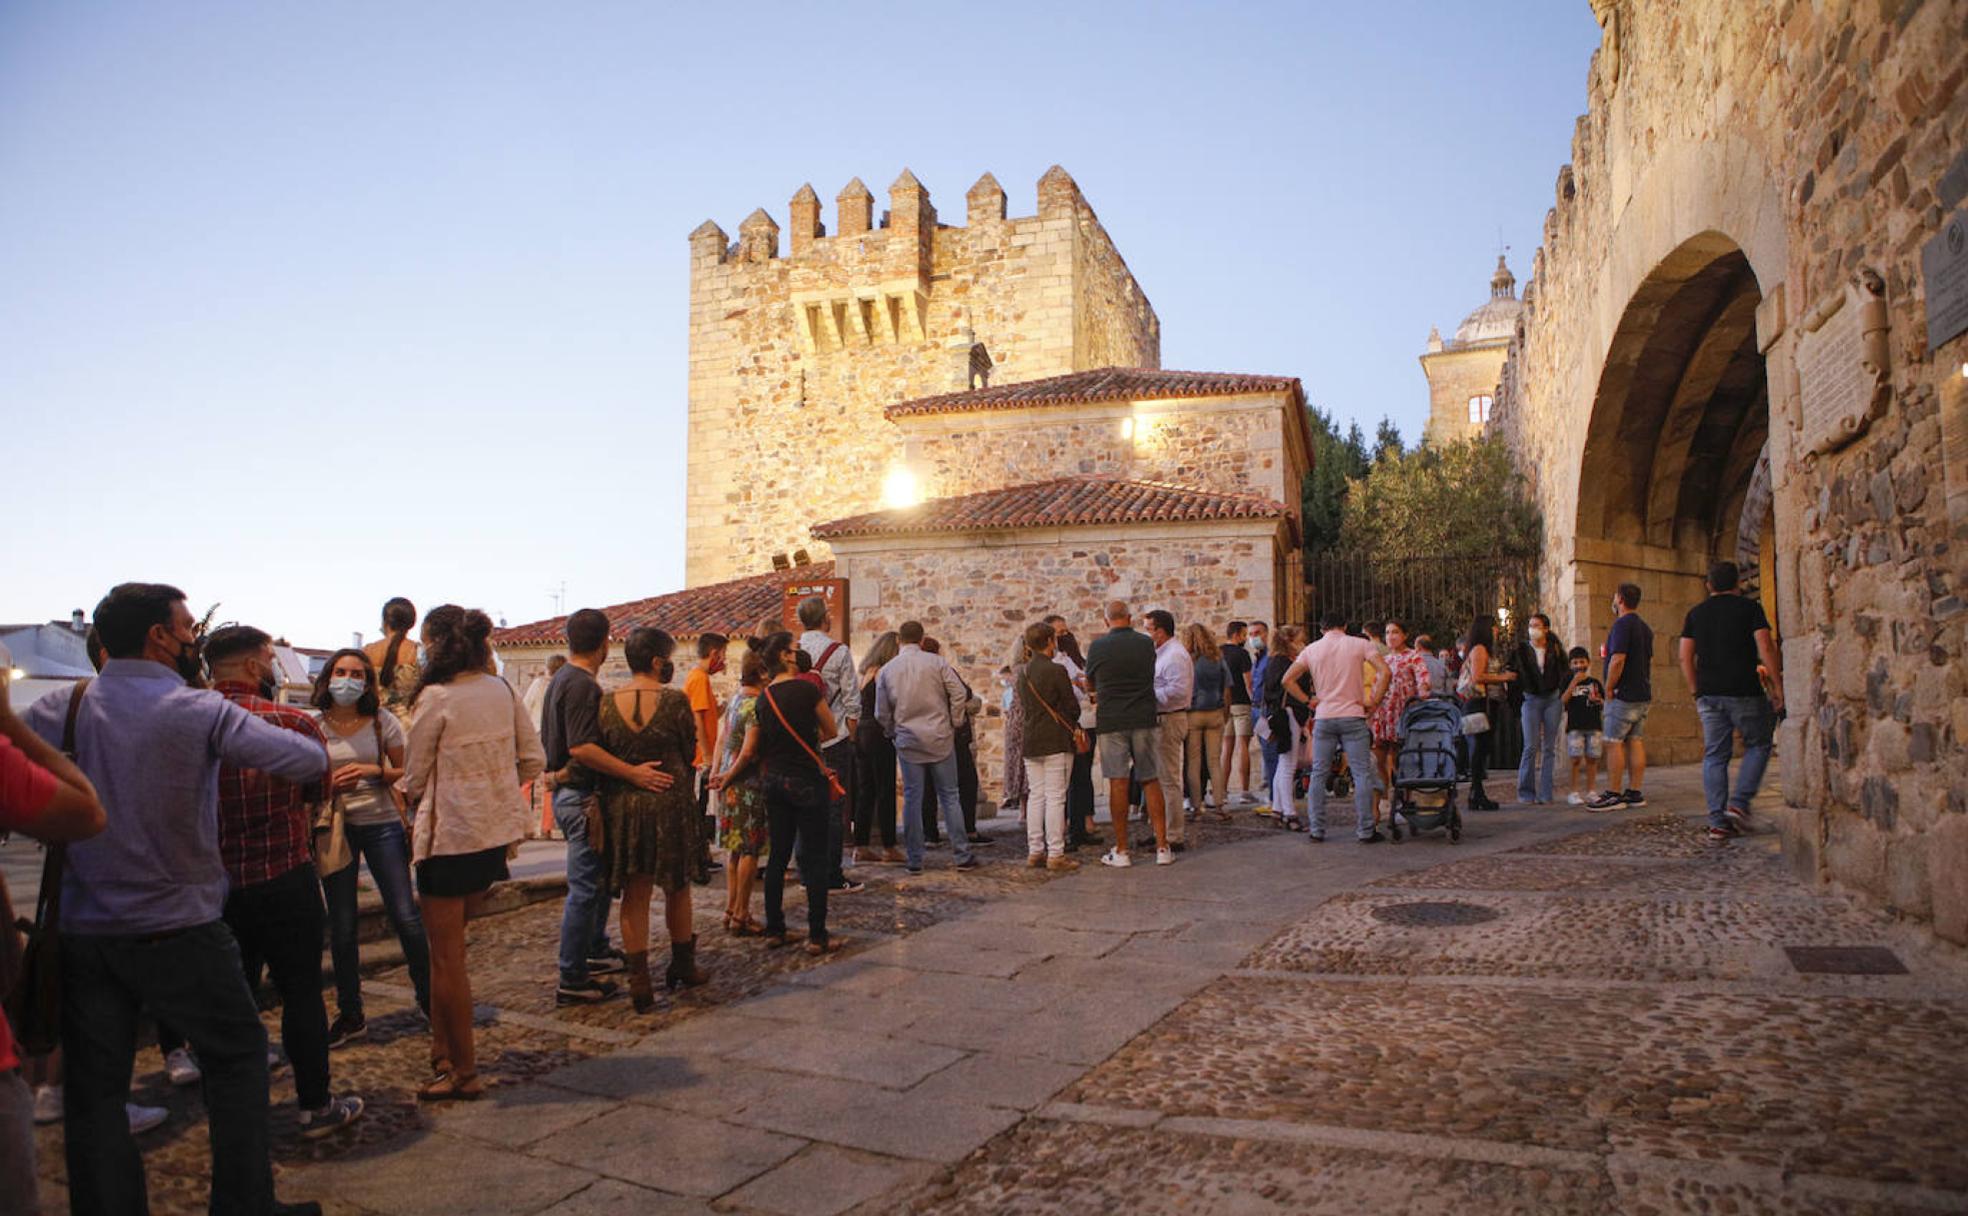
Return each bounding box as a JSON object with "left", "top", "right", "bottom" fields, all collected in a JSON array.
[{"left": 684, "top": 633, "right": 728, "bottom": 879}]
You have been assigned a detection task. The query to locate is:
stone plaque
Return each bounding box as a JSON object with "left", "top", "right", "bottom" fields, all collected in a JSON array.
[
  {"left": 1793, "top": 271, "right": 1890, "bottom": 462},
  {"left": 1923, "top": 206, "right": 1968, "bottom": 350}
]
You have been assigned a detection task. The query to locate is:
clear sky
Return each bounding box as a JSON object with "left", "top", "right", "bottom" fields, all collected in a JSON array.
[{"left": 1, "top": 2, "right": 1603, "bottom": 647}]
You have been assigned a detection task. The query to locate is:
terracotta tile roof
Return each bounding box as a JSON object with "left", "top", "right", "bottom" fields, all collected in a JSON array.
[
  {"left": 491, "top": 563, "right": 834, "bottom": 649},
  {"left": 883, "top": 367, "right": 1303, "bottom": 419},
  {"left": 810, "top": 476, "right": 1288, "bottom": 540}
]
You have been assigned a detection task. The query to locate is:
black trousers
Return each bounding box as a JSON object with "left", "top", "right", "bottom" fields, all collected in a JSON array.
[
  {"left": 1068, "top": 742, "right": 1096, "bottom": 841},
  {"left": 854, "top": 724, "right": 898, "bottom": 847},
  {"left": 62, "top": 921, "right": 274, "bottom": 1216},
  {"left": 763, "top": 771, "right": 831, "bottom": 944},
  {"left": 222, "top": 863, "right": 331, "bottom": 1110}
]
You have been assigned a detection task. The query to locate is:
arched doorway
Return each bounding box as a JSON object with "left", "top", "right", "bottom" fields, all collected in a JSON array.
[{"left": 1572, "top": 231, "right": 1773, "bottom": 765}]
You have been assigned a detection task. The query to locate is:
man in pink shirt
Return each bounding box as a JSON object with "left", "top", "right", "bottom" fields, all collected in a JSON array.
[{"left": 1284, "top": 609, "right": 1389, "bottom": 843}]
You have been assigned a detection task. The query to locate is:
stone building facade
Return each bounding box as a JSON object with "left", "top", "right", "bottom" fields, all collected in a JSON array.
[
  {"left": 1419, "top": 256, "right": 1523, "bottom": 445},
  {"left": 685, "top": 167, "right": 1159, "bottom": 588},
  {"left": 1492, "top": 0, "right": 1968, "bottom": 940}
]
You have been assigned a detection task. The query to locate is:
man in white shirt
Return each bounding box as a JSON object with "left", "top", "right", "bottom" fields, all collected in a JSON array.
[
  {"left": 875, "top": 620, "right": 977, "bottom": 875},
  {"left": 1284, "top": 610, "right": 1389, "bottom": 843},
  {"left": 795, "top": 596, "right": 861, "bottom": 893},
  {"left": 1146, "top": 610, "right": 1194, "bottom": 852}
]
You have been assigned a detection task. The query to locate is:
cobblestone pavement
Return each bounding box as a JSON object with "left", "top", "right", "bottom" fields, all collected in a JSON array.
[{"left": 31, "top": 768, "right": 1968, "bottom": 1214}]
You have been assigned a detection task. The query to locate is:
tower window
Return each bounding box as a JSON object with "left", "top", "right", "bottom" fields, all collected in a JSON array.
[{"left": 1468, "top": 395, "right": 1493, "bottom": 425}]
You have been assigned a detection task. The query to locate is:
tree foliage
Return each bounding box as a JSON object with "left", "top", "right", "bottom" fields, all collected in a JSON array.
[
  {"left": 1339, "top": 434, "right": 1541, "bottom": 559},
  {"left": 1300, "top": 406, "right": 1369, "bottom": 557}
]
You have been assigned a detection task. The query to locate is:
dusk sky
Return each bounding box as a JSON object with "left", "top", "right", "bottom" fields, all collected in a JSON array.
[{"left": 2, "top": 2, "right": 1603, "bottom": 646}]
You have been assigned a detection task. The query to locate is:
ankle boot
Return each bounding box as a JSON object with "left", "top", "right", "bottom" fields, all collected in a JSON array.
[
  {"left": 627, "top": 950, "right": 656, "bottom": 1013},
  {"left": 665, "top": 936, "right": 710, "bottom": 991}
]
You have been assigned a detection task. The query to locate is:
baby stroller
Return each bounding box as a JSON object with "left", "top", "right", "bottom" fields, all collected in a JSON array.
[{"left": 1390, "top": 699, "right": 1463, "bottom": 843}]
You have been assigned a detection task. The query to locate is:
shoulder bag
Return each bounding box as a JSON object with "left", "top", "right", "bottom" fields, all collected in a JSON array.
[
  {"left": 1023, "top": 673, "right": 1091, "bottom": 754},
  {"left": 762, "top": 684, "right": 846, "bottom": 800},
  {"left": 4, "top": 678, "right": 88, "bottom": 1055}
]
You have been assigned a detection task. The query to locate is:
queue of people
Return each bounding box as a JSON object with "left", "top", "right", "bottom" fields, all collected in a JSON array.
[{"left": 0, "top": 567, "right": 1789, "bottom": 1210}]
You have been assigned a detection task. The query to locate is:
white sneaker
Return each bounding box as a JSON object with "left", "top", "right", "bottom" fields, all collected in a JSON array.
[
  {"left": 126, "top": 1102, "right": 168, "bottom": 1135},
  {"left": 165, "top": 1047, "right": 202, "bottom": 1087},
  {"left": 1157, "top": 848, "right": 1175, "bottom": 866},
  {"left": 32, "top": 1084, "right": 61, "bottom": 1125},
  {"left": 1566, "top": 792, "right": 1584, "bottom": 806},
  {"left": 1099, "top": 848, "right": 1132, "bottom": 868}
]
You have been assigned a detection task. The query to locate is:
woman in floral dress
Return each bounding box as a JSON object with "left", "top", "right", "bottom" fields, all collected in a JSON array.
[
  {"left": 1370, "top": 619, "right": 1428, "bottom": 824},
  {"left": 711, "top": 647, "right": 770, "bottom": 935}
]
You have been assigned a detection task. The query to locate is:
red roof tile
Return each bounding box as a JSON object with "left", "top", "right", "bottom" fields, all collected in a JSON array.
[
  {"left": 491, "top": 563, "right": 834, "bottom": 649},
  {"left": 810, "top": 476, "right": 1287, "bottom": 540},
  {"left": 882, "top": 367, "right": 1303, "bottom": 419}
]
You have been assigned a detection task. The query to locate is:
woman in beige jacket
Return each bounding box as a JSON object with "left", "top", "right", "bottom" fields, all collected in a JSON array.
[{"left": 401, "top": 605, "right": 544, "bottom": 1101}]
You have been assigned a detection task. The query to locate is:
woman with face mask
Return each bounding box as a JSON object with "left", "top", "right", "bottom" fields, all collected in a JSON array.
[
  {"left": 311, "top": 648, "right": 430, "bottom": 1045},
  {"left": 1512, "top": 613, "right": 1569, "bottom": 805}
]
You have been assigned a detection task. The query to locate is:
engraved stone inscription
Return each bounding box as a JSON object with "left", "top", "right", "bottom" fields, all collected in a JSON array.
[
  {"left": 1922, "top": 207, "right": 1968, "bottom": 351},
  {"left": 1794, "top": 273, "right": 1889, "bottom": 459}
]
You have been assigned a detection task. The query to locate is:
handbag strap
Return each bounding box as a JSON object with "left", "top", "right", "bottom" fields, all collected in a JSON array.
[
  {"left": 761, "top": 684, "right": 831, "bottom": 776},
  {"left": 35, "top": 678, "right": 90, "bottom": 930},
  {"left": 1022, "top": 672, "right": 1079, "bottom": 734}
]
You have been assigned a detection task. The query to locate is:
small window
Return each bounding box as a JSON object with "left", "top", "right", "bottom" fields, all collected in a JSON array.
[{"left": 1468, "top": 395, "right": 1493, "bottom": 425}]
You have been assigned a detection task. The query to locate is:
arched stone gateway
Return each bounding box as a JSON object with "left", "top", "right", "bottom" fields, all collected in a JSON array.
[
  {"left": 1571, "top": 231, "right": 1774, "bottom": 766},
  {"left": 1494, "top": 3, "right": 1968, "bottom": 942}
]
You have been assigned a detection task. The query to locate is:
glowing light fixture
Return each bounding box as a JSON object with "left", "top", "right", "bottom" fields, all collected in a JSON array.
[
  {"left": 1119, "top": 416, "right": 1135, "bottom": 440},
  {"left": 8, "top": 667, "right": 24, "bottom": 681},
  {"left": 881, "top": 464, "right": 922, "bottom": 510}
]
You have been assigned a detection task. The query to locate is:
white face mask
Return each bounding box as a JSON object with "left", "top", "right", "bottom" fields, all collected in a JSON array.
[
  {"left": 328, "top": 676, "right": 366, "bottom": 707},
  {"left": 1529, "top": 626, "right": 1547, "bottom": 643}
]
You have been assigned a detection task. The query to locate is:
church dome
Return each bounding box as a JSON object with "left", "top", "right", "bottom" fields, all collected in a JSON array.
[{"left": 1453, "top": 255, "right": 1522, "bottom": 345}]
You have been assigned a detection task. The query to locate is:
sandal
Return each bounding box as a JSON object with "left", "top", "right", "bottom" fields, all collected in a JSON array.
[
  {"left": 803, "top": 937, "right": 848, "bottom": 957},
  {"left": 762, "top": 930, "right": 803, "bottom": 949},
  {"left": 417, "top": 1072, "right": 484, "bottom": 1102},
  {"left": 732, "top": 916, "right": 764, "bottom": 937}
]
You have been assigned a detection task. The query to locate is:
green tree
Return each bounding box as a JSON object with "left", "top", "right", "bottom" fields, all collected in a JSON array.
[
  {"left": 1373, "top": 416, "right": 1405, "bottom": 463},
  {"left": 1339, "top": 434, "right": 1540, "bottom": 559},
  {"left": 1301, "top": 405, "right": 1368, "bottom": 557}
]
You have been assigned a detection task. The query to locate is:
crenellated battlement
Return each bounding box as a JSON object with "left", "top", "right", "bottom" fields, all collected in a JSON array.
[
  {"left": 687, "top": 165, "right": 1102, "bottom": 271},
  {"left": 684, "top": 164, "right": 1160, "bottom": 587}
]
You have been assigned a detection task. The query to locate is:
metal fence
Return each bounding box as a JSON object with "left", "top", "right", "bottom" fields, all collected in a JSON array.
[
  {"left": 1306, "top": 551, "right": 1542, "bottom": 772},
  {"left": 1305, "top": 552, "right": 1540, "bottom": 644}
]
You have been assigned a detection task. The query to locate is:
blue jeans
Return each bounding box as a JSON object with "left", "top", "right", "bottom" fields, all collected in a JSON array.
[
  {"left": 1698, "top": 695, "right": 1775, "bottom": 828},
  {"left": 1516, "top": 692, "right": 1563, "bottom": 803},
  {"left": 1258, "top": 706, "right": 1280, "bottom": 789},
  {"left": 553, "top": 786, "right": 612, "bottom": 986},
  {"left": 63, "top": 922, "right": 273, "bottom": 1215},
  {"left": 323, "top": 818, "right": 432, "bottom": 1020},
  {"left": 1307, "top": 716, "right": 1378, "bottom": 840},
  {"left": 900, "top": 752, "right": 972, "bottom": 869}
]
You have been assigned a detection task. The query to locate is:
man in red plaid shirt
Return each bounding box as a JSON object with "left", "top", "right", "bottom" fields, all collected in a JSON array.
[{"left": 206, "top": 625, "right": 365, "bottom": 1138}]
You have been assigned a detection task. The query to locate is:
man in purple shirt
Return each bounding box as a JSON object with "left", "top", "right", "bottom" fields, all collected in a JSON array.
[{"left": 22, "top": 583, "right": 329, "bottom": 1216}]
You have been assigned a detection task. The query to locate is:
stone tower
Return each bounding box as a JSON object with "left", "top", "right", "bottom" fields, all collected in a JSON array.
[
  {"left": 684, "top": 167, "right": 1161, "bottom": 587},
  {"left": 1419, "top": 255, "right": 1522, "bottom": 446}
]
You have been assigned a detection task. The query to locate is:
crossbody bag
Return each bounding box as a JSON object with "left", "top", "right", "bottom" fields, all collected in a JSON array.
[
  {"left": 1023, "top": 674, "right": 1091, "bottom": 754},
  {"left": 762, "top": 684, "right": 846, "bottom": 800}
]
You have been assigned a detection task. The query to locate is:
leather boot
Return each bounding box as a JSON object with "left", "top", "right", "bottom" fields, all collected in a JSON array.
[
  {"left": 665, "top": 935, "right": 710, "bottom": 992},
  {"left": 627, "top": 950, "right": 656, "bottom": 1013}
]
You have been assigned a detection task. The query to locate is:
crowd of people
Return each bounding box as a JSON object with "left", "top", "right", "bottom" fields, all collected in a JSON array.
[{"left": 0, "top": 563, "right": 1784, "bottom": 1211}]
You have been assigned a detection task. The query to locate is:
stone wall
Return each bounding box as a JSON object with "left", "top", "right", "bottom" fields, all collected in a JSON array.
[
  {"left": 685, "top": 168, "right": 1159, "bottom": 588},
  {"left": 830, "top": 520, "right": 1288, "bottom": 799},
  {"left": 1419, "top": 342, "right": 1507, "bottom": 446},
  {"left": 1494, "top": 0, "right": 1968, "bottom": 939},
  {"left": 901, "top": 393, "right": 1301, "bottom": 508}
]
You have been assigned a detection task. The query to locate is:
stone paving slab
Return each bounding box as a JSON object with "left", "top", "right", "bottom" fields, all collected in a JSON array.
[
  {"left": 726, "top": 1144, "right": 935, "bottom": 1216},
  {"left": 299, "top": 1131, "right": 595, "bottom": 1216},
  {"left": 425, "top": 1082, "right": 620, "bottom": 1147},
  {"left": 724, "top": 1073, "right": 1024, "bottom": 1163},
  {"left": 534, "top": 1178, "right": 714, "bottom": 1216},
  {"left": 534, "top": 1103, "right": 804, "bottom": 1197},
  {"left": 905, "top": 1051, "right": 1085, "bottom": 1112},
  {"left": 726, "top": 1026, "right": 965, "bottom": 1089}
]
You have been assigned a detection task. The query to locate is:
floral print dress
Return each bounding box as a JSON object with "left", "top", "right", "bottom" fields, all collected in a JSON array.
[
  {"left": 716, "top": 690, "right": 769, "bottom": 858},
  {"left": 1371, "top": 649, "right": 1428, "bottom": 746}
]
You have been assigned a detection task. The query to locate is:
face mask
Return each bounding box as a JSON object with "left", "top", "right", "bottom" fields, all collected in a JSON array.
[
  {"left": 257, "top": 663, "right": 280, "bottom": 700},
  {"left": 329, "top": 677, "right": 366, "bottom": 707},
  {"left": 1529, "top": 626, "right": 1547, "bottom": 642}
]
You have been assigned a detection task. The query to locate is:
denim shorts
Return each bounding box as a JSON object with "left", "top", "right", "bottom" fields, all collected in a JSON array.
[
  {"left": 1565, "top": 729, "right": 1604, "bottom": 759},
  {"left": 1602, "top": 699, "right": 1650, "bottom": 742},
  {"left": 1097, "top": 726, "right": 1161, "bottom": 781}
]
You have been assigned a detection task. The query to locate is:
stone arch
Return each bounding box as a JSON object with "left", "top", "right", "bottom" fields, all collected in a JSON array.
[{"left": 1563, "top": 135, "right": 1790, "bottom": 765}]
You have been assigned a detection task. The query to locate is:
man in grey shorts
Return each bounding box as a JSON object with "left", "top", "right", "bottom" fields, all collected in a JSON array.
[{"left": 1084, "top": 601, "right": 1173, "bottom": 867}]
